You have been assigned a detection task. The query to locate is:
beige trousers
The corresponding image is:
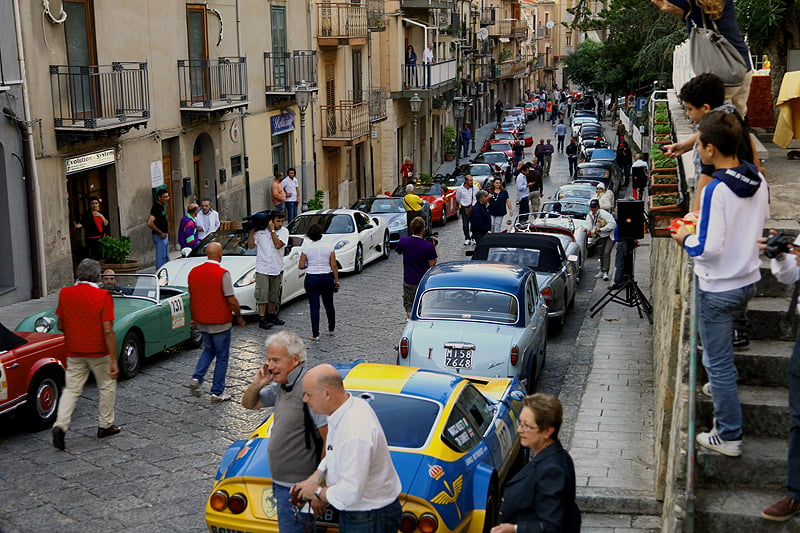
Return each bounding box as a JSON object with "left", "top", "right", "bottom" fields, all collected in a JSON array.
[
  {"left": 725, "top": 70, "right": 753, "bottom": 118},
  {"left": 54, "top": 355, "right": 117, "bottom": 431}
]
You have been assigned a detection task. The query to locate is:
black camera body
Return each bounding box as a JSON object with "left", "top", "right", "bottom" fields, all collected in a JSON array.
[
  {"left": 242, "top": 210, "right": 281, "bottom": 232},
  {"left": 764, "top": 232, "right": 793, "bottom": 259}
]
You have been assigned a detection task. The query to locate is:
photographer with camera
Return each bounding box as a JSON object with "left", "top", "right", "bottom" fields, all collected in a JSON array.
[{"left": 247, "top": 211, "right": 289, "bottom": 330}]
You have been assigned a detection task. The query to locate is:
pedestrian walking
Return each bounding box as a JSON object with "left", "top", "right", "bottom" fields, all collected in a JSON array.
[
  {"left": 395, "top": 217, "right": 437, "bottom": 318},
  {"left": 272, "top": 172, "right": 287, "bottom": 213},
  {"left": 512, "top": 141, "right": 524, "bottom": 169},
  {"left": 293, "top": 364, "right": 403, "bottom": 533},
  {"left": 469, "top": 190, "right": 491, "bottom": 244},
  {"left": 281, "top": 168, "right": 300, "bottom": 223},
  {"left": 241, "top": 331, "right": 328, "bottom": 532},
  {"left": 528, "top": 165, "right": 544, "bottom": 213},
  {"left": 52, "top": 258, "right": 119, "bottom": 451},
  {"left": 616, "top": 139, "right": 633, "bottom": 188},
  {"left": 74, "top": 196, "right": 109, "bottom": 260},
  {"left": 588, "top": 199, "right": 616, "bottom": 281},
  {"left": 196, "top": 198, "right": 221, "bottom": 241},
  {"left": 299, "top": 224, "right": 339, "bottom": 340},
  {"left": 516, "top": 165, "right": 533, "bottom": 222},
  {"left": 248, "top": 211, "right": 289, "bottom": 329},
  {"left": 566, "top": 138, "right": 579, "bottom": 178},
  {"left": 542, "top": 139, "right": 555, "bottom": 176},
  {"left": 495, "top": 100, "right": 504, "bottom": 124},
  {"left": 456, "top": 175, "right": 479, "bottom": 245},
  {"left": 400, "top": 156, "right": 414, "bottom": 185},
  {"left": 555, "top": 121, "right": 568, "bottom": 152},
  {"left": 534, "top": 139, "right": 545, "bottom": 168},
  {"left": 147, "top": 188, "right": 170, "bottom": 270},
  {"left": 631, "top": 154, "right": 649, "bottom": 200},
  {"left": 178, "top": 203, "right": 200, "bottom": 251},
  {"left": 488, "top": 177, "right": 513, "bottom": 233},
  {"left": 188, "top": 242, "right": 246, "bottom": 402},
  {"left": 403, "top": 183, "right": 424, "bottom": 228},
  {"left": 461, "top": 125, "right": 471, "bottom": 158},
  {"left": 671, "top": 111, "right": 769, "bottom": 458}
]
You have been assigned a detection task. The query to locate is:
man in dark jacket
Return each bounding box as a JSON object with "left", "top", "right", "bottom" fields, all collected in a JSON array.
[
  {"left": 565, "top": 138, "right": 579, "bottom": 178},
  {"left": 469, "top": 190, "right": 491, "bottom": 243}
]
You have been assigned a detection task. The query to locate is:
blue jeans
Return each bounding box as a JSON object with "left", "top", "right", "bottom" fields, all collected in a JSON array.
[
  {"left": 272, "top": 483, "right": 314, "bottom": 533},
  {"left": 286, "top": 201, "right": 298, "bottom": 223},
  {"left": 788, "top": 328, "right": 800, "bottom": 500},
  {"left": 192, "top": 328, "right": 232, "bottom": 396},
  {"left": 339, "top": 499, "right": 401, "bottom": 533},
  {"left": 459, "top": 207, "right": 471, "bottom": 240},
  {"left": 462, "top": 142, "right": 469, "bottom": 158},
  {"left": 697, "top": 284, "right": 754, "bottom": 440},
  {"left": 152, "top": 233, "right": 169, "bottom": 270},
  {"left": 305, "top": 273, "right": 336, "bottom": 337}
]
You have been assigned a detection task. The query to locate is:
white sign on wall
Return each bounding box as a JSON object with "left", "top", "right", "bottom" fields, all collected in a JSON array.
[
  {"left": 65, "top": 148, "right": 116, "bottom": 175},
  {"left": 150, "top": 160, "right": 164, "bottom": 188}
]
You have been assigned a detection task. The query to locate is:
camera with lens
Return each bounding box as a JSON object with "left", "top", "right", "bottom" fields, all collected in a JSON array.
[
  {"left": 764, "top": 232, "right": 793, "bottom": 259},
  {"left": 242, "top": 210, "right": 282, "bottom": 232}
]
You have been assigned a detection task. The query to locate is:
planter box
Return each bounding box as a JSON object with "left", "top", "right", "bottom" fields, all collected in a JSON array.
[
  {"left": 650, "top": 213, "right": 681, "bottom": 237},
  {"left": 650, "top": 183, "right": 679, "bottom": 194},
  {"left": 444, "top": 153, "right": 455, "bottom": 161}
]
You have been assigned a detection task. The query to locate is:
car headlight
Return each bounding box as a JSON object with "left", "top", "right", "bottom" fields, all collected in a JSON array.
[
  {"left": 334, "top": 240, "right": 349, "bottom": 250},
  {"left": 389, "top": 218, "right": 405, "bottom": 229},
  {"left": 34, "top": 316, "right": 55, "bottom": 333},
  {"left": 234, "top": 268, "right": 256, "bottom": 288},
  {"left": 157, "top": 268, "right": 168, "bottom": 286}
]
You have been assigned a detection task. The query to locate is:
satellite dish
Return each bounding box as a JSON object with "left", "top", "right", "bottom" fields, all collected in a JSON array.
[
  {"left": 546, "top": 21, "right": 555, "bottom": 29},
  {"left": 477, "top": 27, "right": 489, "bottom": 41}
]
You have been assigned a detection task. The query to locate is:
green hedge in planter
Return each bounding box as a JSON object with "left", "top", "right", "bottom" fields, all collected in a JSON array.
[
  {"left": 654, "top": 123, "right": 671, "bottom": 135},
  {"left": 650, "top": 152, "right": 675, "bottom": 168},
  {"left": 653, "top": 175, "right": 678, "bottom": 184},
  {"left": 651, "top": 193, "right": 679, "bottom": 207}
]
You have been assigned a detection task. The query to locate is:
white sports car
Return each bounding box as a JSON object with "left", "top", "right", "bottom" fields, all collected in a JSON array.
[
  {"left": 156, "top": 229, "right": 306, "bottom": 316},
  {"left": 286, "top": 208, "right": 391, "bottom": 274}
]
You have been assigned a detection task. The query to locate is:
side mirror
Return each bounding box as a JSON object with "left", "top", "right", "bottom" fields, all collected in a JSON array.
[
  {"left": 181, "top": 247, "right": 193, "bottom": 258},
  {"left": 362, "top": 224, "right": 374, "bottom": 231}
]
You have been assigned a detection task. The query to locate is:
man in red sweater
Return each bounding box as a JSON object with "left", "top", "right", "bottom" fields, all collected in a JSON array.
[
  {"left": 52, "top": 259, "right": 119, "bottom": 451},
  {"left": 188, "top": 242, "right": 245, "bottom": 402}
]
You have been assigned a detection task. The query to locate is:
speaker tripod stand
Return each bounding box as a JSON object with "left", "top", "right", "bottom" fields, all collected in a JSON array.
[{"left": 589, "top": 244, "right": 652, "bottom": 323}]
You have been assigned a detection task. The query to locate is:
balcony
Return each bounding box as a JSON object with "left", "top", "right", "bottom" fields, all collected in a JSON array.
[
  {"left": 178, "top": 57, "right": 248, "bottom": 119},
  {"left": 400, "top": 0, "right": 454, "bottom": 8},
  {"left": 480, "top": 7, "right": 496, "bottom": 26},
  {"left": 369, "top": 87, "right": 387, "bottom": 123},
  {"left": 398, "top": 59, "right": 458, "bottom": 93},
  {"left": 489, "top": 20, "right": 515, "bottom": 39},
  {"left": 317, "top": 2, "right": 368, "bottom": 47},
  {"left": 472, "top": 62, "right": 494, "bottom": 82},
  {"left": 50, "top": 62, "right": 149, "bottom": 144},
  {"left": 513, "top": 22, "right": 529, "bottom": 41},
  {"left": 496, "top": 60, "right": 528, "bottom": 79},
  {"left": 367, "top": 0, "right": 386, "bottom": 31},
  {"left": 264, "top": 50, "right": 318, "bottom": 99},
  {"left": 320, "top": 101, "right": 370, "bottom": 146}
]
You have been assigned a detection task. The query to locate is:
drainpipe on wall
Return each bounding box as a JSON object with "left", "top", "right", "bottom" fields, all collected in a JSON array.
[
  {"left": 12, "top": 0, "right": 46, "bottom": 297},
  {"left": 307, "top": 0, "right": 317, "bottom": 210},
  {"left": 235, "top": 0, "right": 252, "bottom": 215}
]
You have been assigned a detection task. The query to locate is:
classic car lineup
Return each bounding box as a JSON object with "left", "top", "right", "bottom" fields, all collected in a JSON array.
[
  {"left": 351, "top": 196, "right": 433, "bottom": 245},
  {"left": 392, "top": 183, "right": 457, "bottom": 225},
  {"left": 205, "top": 362, "right": 527, "bottom": 533}
]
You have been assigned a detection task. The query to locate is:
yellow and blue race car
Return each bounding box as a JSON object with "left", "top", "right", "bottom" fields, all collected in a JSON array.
[{"left": 205, "top": 362, "right": 526, "bottom": 533}]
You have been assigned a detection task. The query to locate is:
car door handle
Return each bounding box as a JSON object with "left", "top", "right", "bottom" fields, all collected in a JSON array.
[{"left": 6, "top": 363, "right": 20, "bottom": 369}]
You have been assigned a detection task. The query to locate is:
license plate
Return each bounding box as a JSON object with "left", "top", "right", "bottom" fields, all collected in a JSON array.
[{"left": 445, "top": 347, "right": 473, "bottom": 368}]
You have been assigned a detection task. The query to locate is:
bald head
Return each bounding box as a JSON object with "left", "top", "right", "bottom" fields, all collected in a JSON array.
[
  {"left": 302, "top": 364, "right": 348, "bottom": 415},
  {"left": 206, "top": 242, "right": 223, "bottom": 261},
  {"left": 187, "top": 203, "right": 199, "bottom": 216}
]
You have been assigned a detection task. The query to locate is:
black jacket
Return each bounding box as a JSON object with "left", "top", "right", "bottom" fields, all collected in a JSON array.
[
  {"left": 498, "top": 440, "right": 581, "bottom": 533},
  {"left": 469, "top": 202, "right": 491, "bottom": 234}
]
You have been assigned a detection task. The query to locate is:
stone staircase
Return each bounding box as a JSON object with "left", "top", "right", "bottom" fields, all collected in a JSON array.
[{"left": 693, "top": 252, "right": 799, "bottom": 531}]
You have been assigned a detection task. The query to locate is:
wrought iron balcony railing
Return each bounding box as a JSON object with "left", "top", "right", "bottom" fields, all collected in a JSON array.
[
  {"left": 264, "top": 50, "right": 318, "bottom": 94},
  {"left": 480, "top": 7, "right": 496, "bottom": 26},
  {"left": 50, "top": 62, "right": 149, "bottom": 130},
  {"left": 489, "top": 19, "right": 515, "bottom": 38},
  {"left": 321, "top": 100, "right": 370, "bottom": 143},
  {"left": 369, "top": 87, "right": 387, "bottom": 123},
  {"left": 496, "top": 60, "right": 528, "bottom": 79},
  {"left": 400, "top": 59, "right": 458, "bottom": 90},
  {"left": 317, "top": 2, "right": 368, "bottom": 44},
  {"left": 177, "top": 57, "right": 247, "bottom": 110},
  {"left": 400, "top": 0, "right": 454, "bottom": 8},
  {"left": 513, "top": 22, "right": 529, "bottom": 41},
  {"left": 472, "top": 62, "right": 494, "bottom": 82}
]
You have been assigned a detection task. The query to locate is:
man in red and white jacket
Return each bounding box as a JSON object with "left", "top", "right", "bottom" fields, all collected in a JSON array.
[{"left": 188, "top": 242, "right": 245, "bottom": 402}]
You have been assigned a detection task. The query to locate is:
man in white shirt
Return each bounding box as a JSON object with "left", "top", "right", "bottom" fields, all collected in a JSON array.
[
  {"left": 455, "top": 175, "right": 479, "bottom": 245},
  {"left": 422, "top": 44, "right": 434, "bottom": 88},
  {"left": 293, "top": 364, "right": 402, "bottom": 532},
  {"left": 516, "top": 166, "right": 532, "bottom": 223},
  {"left": 247, "top": 211, "right": 289, "bottom": 329},
  {"left": 196, "top": 198, "right": 221, "bottom": 241},
  {"left": 588, "top": 199, "right": 616, "bottom": 281},
  {"left": 281, "top": 168, "right": 300, "bottom": 222}
]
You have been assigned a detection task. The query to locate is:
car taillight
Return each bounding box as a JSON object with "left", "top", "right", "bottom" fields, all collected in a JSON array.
[
  {"left": 210, "top": 490, "right": 229, "bottom": 511},
  {"left": 399, "top": 512, "right": 418, "bottom": 533},
  {"left": 400, "top": 337, "right": 409, "bottom": 358},
  {"left": 541, "top": 287, "right": 553, "bottom": 307},
  {"left": 228, "top": 493, "right": 248, "bottom": 514},
  {"left": 418, "top": 513, "right": 439, "bottom": 533},
  {"left": 510, "top": 345, "right": 520, "bottom": 366}
]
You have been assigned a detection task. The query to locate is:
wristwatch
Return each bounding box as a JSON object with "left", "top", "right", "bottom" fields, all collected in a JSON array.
[{"left": 314, "top": 486, "right": 324, "bottom": 500}]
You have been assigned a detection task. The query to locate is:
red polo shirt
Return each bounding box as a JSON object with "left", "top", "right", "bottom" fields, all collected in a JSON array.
[{"left": 56, "top": 282, "right": 115, "bottom": 357}]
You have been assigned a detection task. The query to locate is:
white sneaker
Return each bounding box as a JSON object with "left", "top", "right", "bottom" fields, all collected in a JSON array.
[
  {"left": 594, "top": 271, "right": 603, "bottom": 279},
  {"left": 696, "top": 430, "right": 742, "bottom": 457},
  {"left": 470, "top": 239, "right": 476, "bottom": 245},
  {"left": 210, "top": 393, "right": 232, "bottom": 402},
  {"left": 702, "top": 382, "right": 712, "bottom": 397},
  {"left": 464, "top": 239, "right": 471, "bottom": 246},
  {"left": 602, "top": 272, "right": 609, "bottom": 281}
]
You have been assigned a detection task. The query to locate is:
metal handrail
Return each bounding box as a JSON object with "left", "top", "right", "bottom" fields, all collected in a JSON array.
[{"left": 685, "top": 265, "right": 698, "bottom": 531}]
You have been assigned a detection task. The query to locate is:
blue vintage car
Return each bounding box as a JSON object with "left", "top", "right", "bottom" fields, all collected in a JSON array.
[
  {"left": 205, "top": 363, "right": 526, "bottom": 533},
  {"left": 398, "top": 262, "right": 548, "bottom": 393}
]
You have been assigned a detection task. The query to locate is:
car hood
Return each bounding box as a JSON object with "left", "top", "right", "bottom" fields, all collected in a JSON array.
[
  {"left": 403, "top": 320, "right": 522, "bottom": 378},
  {"left": 162, "top": 256, "right": 255, "bottom": 287},
  {"left": 371, "top": 212, "right": 406, "bottom": 225}
]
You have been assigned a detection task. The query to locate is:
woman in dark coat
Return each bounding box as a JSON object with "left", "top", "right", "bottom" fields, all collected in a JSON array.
[{"left": 491, "top": 393, "right": 581, "bottom": 533}]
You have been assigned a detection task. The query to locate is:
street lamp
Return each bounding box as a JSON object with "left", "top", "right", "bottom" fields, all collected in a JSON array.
[
  {"left": 410, "top": 93, "right": 422, "bottom": 182},
  {"left": 469, "top": 82, "right": 478, "bottom": 153},
  {"left": 454, "top": 102, "right": 465, "bottom": 166},
  {"left": 296, "top": 80, "right": 310, "bottom": 211}
]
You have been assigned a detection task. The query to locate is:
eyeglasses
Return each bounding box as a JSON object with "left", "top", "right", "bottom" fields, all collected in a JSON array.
[{"left": 518, "top": 421, "right": 539, "bottom": 432}]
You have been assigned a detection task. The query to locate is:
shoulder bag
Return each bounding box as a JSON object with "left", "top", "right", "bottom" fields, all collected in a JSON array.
[{"left": 689, "top": 14, "right": 747, "bottom": 87}]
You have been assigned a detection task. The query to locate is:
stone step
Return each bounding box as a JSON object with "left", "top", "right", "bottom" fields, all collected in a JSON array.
[
  {"left": 695, "top": 488, "right": 796, "bottom": 532},
  {"left": 696, "top": 436, "right": 787, "bottom": 491},
  {"left": 757, "top": 260, "right": 797, "bottom": 298},
  {"left": 698, "top": 339, "right": 793, "bottom": 387},
  {"left": 697, "top": 385, "right": 789, "bottom": 438},
  {"left": 747, "top": 296, "right": 797, "bottom": 342}
]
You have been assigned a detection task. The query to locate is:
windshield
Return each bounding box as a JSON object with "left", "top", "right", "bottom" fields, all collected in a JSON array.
[
  {"left": 577, "top": 167, "right": 610, "bottom": 179},
  {"left": 443, "top": 175, "right": 466, "bottom": 187},
  {"left": 288, "top": 213, "right": 355, "bottom": 235},
  {"left": 556, "top": 187, "right": 594, "bottom": 200},
  {"left": 490, "top": 143, "right": 512, "bottom": 152},
  {"left": 417, "top": 288, "right": 519, "bottom": 324},
  {"left": 350, "top": 391, "right": 440, "bottom": 449},
  {"left": 195, "top": 230, "right": 253, "bottom": 256},
  {"left": 544, "top": 201, "right": 590, "bottom": 219},
  {"left": 481, "top": 153, "right": 506, "bottom": 163},
  {"left": 101, "top": 274, "right": 159, "bottom": 299},
  {"left": 352, "top": 197, "right": 405, "bottom": 214},
  {"left": 470, "top": 165, "right": 493, "bottom": 176},
  {"left": 493, "top": 132, "right": 514, "bottom": 140}
]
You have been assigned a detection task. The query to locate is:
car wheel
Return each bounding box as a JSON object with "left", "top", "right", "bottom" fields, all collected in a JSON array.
[
  {"left": 119, "top": 330, "right": 143, "bottom": 380},
  {"left": 482, "top": 483, "right": 499, "bottom": 533},
  {"left": 440, "top": 209, "right": 448, "bottom": 226},
  {"left": 548, "top": 312, "right": 565, "bottom": 336},
  {"left": 381, "top": 232, "right": 390, "bottom": 260},
  {"left": 24, "top": 370, "right": 62, "bottom": 430},
  {"left": 185, "top": 324, "right": 203, "bottom": 349},
  {"left": 354, "top": 244, "right": 364, "bottom": 274}
]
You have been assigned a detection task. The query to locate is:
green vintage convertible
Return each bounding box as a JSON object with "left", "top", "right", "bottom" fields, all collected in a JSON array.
[{"left": 16, "top": 274, "right": 201, "bottom": 379}]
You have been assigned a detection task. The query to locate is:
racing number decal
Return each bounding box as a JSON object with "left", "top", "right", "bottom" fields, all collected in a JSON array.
[
  {"left": 167, "top": 296, "right": 186, "bottom": 330},
  {"left": 0, "top": 361, "right": 7, "bottom": 401},
  {"left": 495, "top": 419, "right": 513, "bottom": 459}
]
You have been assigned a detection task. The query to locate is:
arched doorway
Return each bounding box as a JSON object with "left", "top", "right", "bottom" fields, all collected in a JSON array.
[{"left": 191, "top": 133, "right": 215, "bottom": 205}]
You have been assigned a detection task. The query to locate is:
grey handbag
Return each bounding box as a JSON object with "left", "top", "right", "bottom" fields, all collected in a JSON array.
[{"left": 689, "top": 15, "right": 748, "bottom": 87}]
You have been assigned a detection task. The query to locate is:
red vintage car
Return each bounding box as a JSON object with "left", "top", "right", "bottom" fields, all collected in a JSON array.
[
  {"left": 0, "top": 322, "right": 67, "bottom": 429},
  {"left": 391, "top": 182, "right": 457, "bottom": 225}
]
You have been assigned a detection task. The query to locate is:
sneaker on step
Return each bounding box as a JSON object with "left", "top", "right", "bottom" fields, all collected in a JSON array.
[
  {"left": 210, "top": 393, "right": 232, "bottom": 402},
  {"left": 602, "top": 272, "right": 609, "bottom": 281},
  {"left": 762, "top": 496, "right": 800, "bottom": 522},
  {"left": 464, "top": 239, "right": 471, "bottom": 246},
  {"left": 701, "top": 382, "right": 712, "bottom": 397},
  {"left": 732, "top": 329, "right": 750, "bottom": 349},
  {"left": 696, "top": 429, "right": 741, "bottom": 457},
  {"left": 594, "top": 271, "right": 604, "bottom": 279}
]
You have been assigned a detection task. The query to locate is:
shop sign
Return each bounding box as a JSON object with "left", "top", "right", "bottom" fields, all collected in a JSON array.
[
  {"left": 65, "top": 148, "right": 116, "bottom": 175},
  {"left": 271, "top": 112, "right": 295, "bottom": 136}
]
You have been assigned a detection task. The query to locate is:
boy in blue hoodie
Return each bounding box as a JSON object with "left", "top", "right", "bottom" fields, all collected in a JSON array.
[{"left": 671, "top": 111, "right": 769, "bottom": 457}]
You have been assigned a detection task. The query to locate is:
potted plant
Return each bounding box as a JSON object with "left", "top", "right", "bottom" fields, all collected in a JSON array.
[
  {"left": 649, "top": 192, "right": 683, "bottom": 212},
  {"left": 653, "top": 123, "right": 671, "bottom": 135},
  {"left": 443, "top": 125, "right": 457, "bottom": 161},
  {"left": 307, "top": 190, "right": 325, "bottom": 210},
  {"left": 99, "top": 235, "right": 140, "bottom": 273}
]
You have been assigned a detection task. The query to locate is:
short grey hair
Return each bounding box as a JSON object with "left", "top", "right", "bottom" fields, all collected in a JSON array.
[
  {"left": 76, "top": 258, "right": 102, "bottom": 283},
  {"left": 406, "top": 184, "right": 414, "bottom": 193},
  {"left": 476, "top": 190, "right": 489, "bottom": 201},
  {"left": 265, "top": 330, "right": 307, "bottom": 362}
]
